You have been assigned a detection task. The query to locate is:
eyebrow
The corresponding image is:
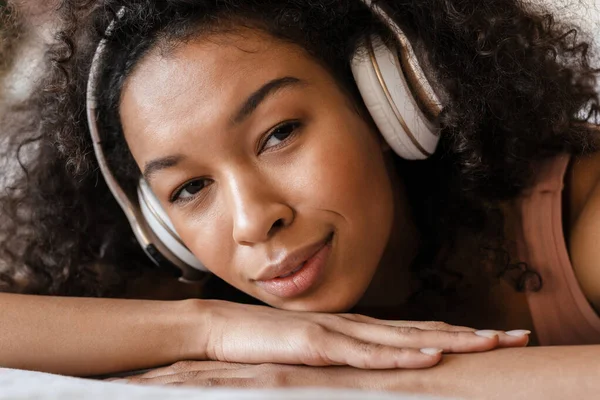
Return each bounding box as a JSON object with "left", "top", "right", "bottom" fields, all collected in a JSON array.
[
  {"left": 231, "top": 76, "right": 305, "bottom": 125},
  {"left": 142, "top": 76, "right": 305, "bottom": 183},
  {"left": 143, "top": 155, "right": 185, "bottom": 183}
]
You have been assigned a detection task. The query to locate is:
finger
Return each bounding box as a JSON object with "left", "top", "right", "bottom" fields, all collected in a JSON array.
[
  {"left": 127, "top": 369, "right": 236, "bottom": 386},
  {"left": 316, "top": 332, "right": 442, "bottom": 369},
  {"left": 136, "top": 361, "right": 248, "bottom": 379},
  {"left": 167, "top": 377, "right": 253, "bottom": 388},
  {"left": 128, "top": 369, "right": 253, "bottom": 387},
  {"left": 499, "top": 330, "right": 531, "bottom": 348},
  {"left": 337, "top": 314, "right": 476, "bottom": 332},
  {"left": 336, "top": 315, "right": 530, "bottom": 349},
  {"left": 333, "top": 321, "right": 501, "bottom": 353}
]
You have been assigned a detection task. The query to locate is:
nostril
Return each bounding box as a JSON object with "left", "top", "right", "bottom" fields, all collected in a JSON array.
[{"left": 268, "top": 218, "right": 286, "bottom": 236}]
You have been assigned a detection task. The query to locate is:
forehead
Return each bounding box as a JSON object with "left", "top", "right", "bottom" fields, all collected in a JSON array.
[
  {"left": 119, "top": 29, "right": 326, "bottom": 157},
  {"left": 121, "top": 29, "right": 314, "bottom": 113}
]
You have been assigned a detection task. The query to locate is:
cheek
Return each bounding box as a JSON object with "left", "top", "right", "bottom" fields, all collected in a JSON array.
[
  {"left": 305, "top": 125, "right": 394, "bottom": 230},
  {"left": 171, "top": 210, "right": 237, "bottom": 279},
  {"left": 306, "top": 122, "right": 395, "bottom": 283}
]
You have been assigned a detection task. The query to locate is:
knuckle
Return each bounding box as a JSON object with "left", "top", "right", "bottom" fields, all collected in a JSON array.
[
  {"left": 339, "top": 313, "right": 371, "bottom": 323},
  {"left": 446, "top": 330, "right": 463, "bottom": 339},
  {"left": 425, "top": 321, "right": 451, "bottom": 330},
  {"left": 357, "top": 340, "right": 383, "bottom": 355},
  {"left": 337, "top": 313, "right": 358, "bottom": 321},
  {"left": 307, "top": 347, "right": 334, "bottom": 366},
  {"left": 313, "top": 313, "right": 342, "bottom": 326},
  {"left": 355, "top": 342, "right": 386, "bottom": 368},
  {"left": 431, "top": 328, "right": 461, "bottom": 339},
  {"left": 393, "top": 326, "right": 422, "bottom": 336},
  {"left": 299, "top": 324, "right": 329, "bottom": 344},
  {"left": 304, "top": 341, "right": 334, "bottom": 366}
]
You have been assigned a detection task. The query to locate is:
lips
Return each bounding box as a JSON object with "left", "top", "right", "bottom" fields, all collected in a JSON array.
[
  {"left": 277, "top": 262, "right": 306, "bottom": 278},
  {"left": 252, "top": 232, "right": 334, "bottom": 298},
  {"left": 254, "top": 232, "right": 333, "bottom": 282}
]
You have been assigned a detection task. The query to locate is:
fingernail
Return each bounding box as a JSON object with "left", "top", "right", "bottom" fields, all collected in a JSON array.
[
  {"left": 475, "top": 330, "right": 500, "bottom": 338},
  {"left": 420, "top": 348, "right": 443, "bottom": 356},
  {"left": 111, "top": 379, "right": 130, "bottom": 384},
  {"left": 505, "top": 330, "right": 531, "bottom": 337}
]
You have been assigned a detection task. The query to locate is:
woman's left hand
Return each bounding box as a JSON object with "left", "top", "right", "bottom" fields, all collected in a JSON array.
[{"left": 108, "top": 360, "right": 384, "bottom": 390}]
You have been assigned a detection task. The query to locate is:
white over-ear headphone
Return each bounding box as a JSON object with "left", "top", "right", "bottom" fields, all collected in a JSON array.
[{"left": 86, "top": 0, "right": 443, "bottom": 283}]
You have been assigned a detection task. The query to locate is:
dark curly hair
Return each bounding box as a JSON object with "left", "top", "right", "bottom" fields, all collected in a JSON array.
[{"left": 0, "top": 0, "right": 598, "bottom": 303}]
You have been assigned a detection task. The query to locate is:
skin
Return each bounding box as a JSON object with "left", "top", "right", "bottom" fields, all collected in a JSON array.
[
  {"left": 567, "top": 148, "right": 600, "bottom": 309},
  {"left": 120, "top": 28, "right": 416, "bottom": 312}
]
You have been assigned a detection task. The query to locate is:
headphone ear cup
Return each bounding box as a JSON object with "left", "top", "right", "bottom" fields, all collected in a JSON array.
[
  {"left": 137, "top": 179, "right": 209, "bottom": 273},
  {"left": 351, "top": 35, "right": 441, "bottom": 160}
]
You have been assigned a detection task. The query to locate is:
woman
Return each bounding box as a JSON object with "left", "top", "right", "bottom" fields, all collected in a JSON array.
[{"left": 1, "top": 0, "right": 599, "bottom": 397}]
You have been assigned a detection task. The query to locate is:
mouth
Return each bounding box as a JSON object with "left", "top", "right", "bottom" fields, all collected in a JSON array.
[
  {"left": 254, "top": 232, "right": 334, "bottom": 298},
  {"left": 278, "top": 263, "right": 306, "bottom": 279}
]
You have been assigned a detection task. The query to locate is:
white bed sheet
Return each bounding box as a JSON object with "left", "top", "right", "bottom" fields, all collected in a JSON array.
[{"left": 0, "top": 368, "right": 450, "bottom": 400}]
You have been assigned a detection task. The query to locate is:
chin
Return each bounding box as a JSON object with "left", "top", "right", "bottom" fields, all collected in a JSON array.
[{"left": 272, "top": 293, "right": 361, "bottom": 314}]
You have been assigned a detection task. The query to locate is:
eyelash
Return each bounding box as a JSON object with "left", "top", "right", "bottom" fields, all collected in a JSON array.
[{"left": 169, "top": 120, "right": 302, "bottom": 204}]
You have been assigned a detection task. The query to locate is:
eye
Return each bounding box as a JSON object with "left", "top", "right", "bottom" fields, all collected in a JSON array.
[
  {"left": 260, "top": 120, "right": 301, "bottom": 153},
  {"left": 170, "top": 179, "right": 210, "bottom": 203}
]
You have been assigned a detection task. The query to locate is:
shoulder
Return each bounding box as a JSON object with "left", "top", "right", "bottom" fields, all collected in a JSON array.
[{"left": 566, "top": 141, "right": 600, "bottom": 311}]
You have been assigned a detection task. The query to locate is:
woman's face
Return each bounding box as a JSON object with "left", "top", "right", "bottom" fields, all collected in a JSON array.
[{"left": 120, "top": 28, "right": 397, "bottom": 312}]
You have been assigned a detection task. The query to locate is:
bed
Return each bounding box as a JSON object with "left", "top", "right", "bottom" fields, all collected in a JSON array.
[{"left": 0, "top": 367, "right": 449, "bottom": 400}]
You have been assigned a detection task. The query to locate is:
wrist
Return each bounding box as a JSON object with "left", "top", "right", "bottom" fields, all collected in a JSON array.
[{"left": 176, "top": 298, "right": 215, "bottom": 361}]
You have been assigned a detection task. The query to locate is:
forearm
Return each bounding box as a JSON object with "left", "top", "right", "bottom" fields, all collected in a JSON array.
[
  {"left": 386, "top": 346, "right": 600, "bottom": 399},
  {"left": 0, "top": 293, "right": 207, "bottom": 376}
]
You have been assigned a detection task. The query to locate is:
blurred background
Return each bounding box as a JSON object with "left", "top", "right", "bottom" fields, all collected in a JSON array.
[{"left": 1, "top": 0, "right": 598, "bottom": 105}]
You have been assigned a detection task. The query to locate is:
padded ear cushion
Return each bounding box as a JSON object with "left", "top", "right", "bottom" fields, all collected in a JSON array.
[
  {"left": 138, "top": 179, "right": 209, "bottom": 272},
  {"left": 351, "top": 35, "right": 440, "bottom": 160}
]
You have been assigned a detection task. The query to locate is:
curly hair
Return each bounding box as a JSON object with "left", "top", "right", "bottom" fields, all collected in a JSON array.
[{"left": 0, "top": 0, "right": 598, "bottom": 300}]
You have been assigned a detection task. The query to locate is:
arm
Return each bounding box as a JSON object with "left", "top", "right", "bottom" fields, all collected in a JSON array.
[
  {"left": 390, "top": 345, "right": 600, "bottom": 399},
  {"left": 125, "top": 346, "right": 600, "bottom": 399},
  {"left": 0, "top": 293, "right": 205, "bottom": 376},
  {"left": 0, "top": 293, "right": 524, "bottom": 378}
]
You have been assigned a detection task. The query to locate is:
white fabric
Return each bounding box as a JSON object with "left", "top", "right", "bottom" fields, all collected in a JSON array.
[{"left": 0, "top": 368, "right": 450, "bottom": 400}]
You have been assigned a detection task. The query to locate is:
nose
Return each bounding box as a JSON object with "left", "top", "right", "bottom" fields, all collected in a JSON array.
[{"left": 226, "top": 169, "right": 294, "bottom": 246}]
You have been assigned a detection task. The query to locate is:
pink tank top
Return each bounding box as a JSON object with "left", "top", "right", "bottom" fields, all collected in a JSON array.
[{"left": 515, "top": 154, "right": 600, "bottom": 345}]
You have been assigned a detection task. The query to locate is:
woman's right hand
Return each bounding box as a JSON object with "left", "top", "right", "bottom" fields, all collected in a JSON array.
[{"left": 188, "top": 300, "right": 530, "bottom": 369}]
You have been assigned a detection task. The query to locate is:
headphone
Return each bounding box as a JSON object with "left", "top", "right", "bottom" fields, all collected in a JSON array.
[{"left": 85, "top": 0, "right": 443, "bottom": 283}]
